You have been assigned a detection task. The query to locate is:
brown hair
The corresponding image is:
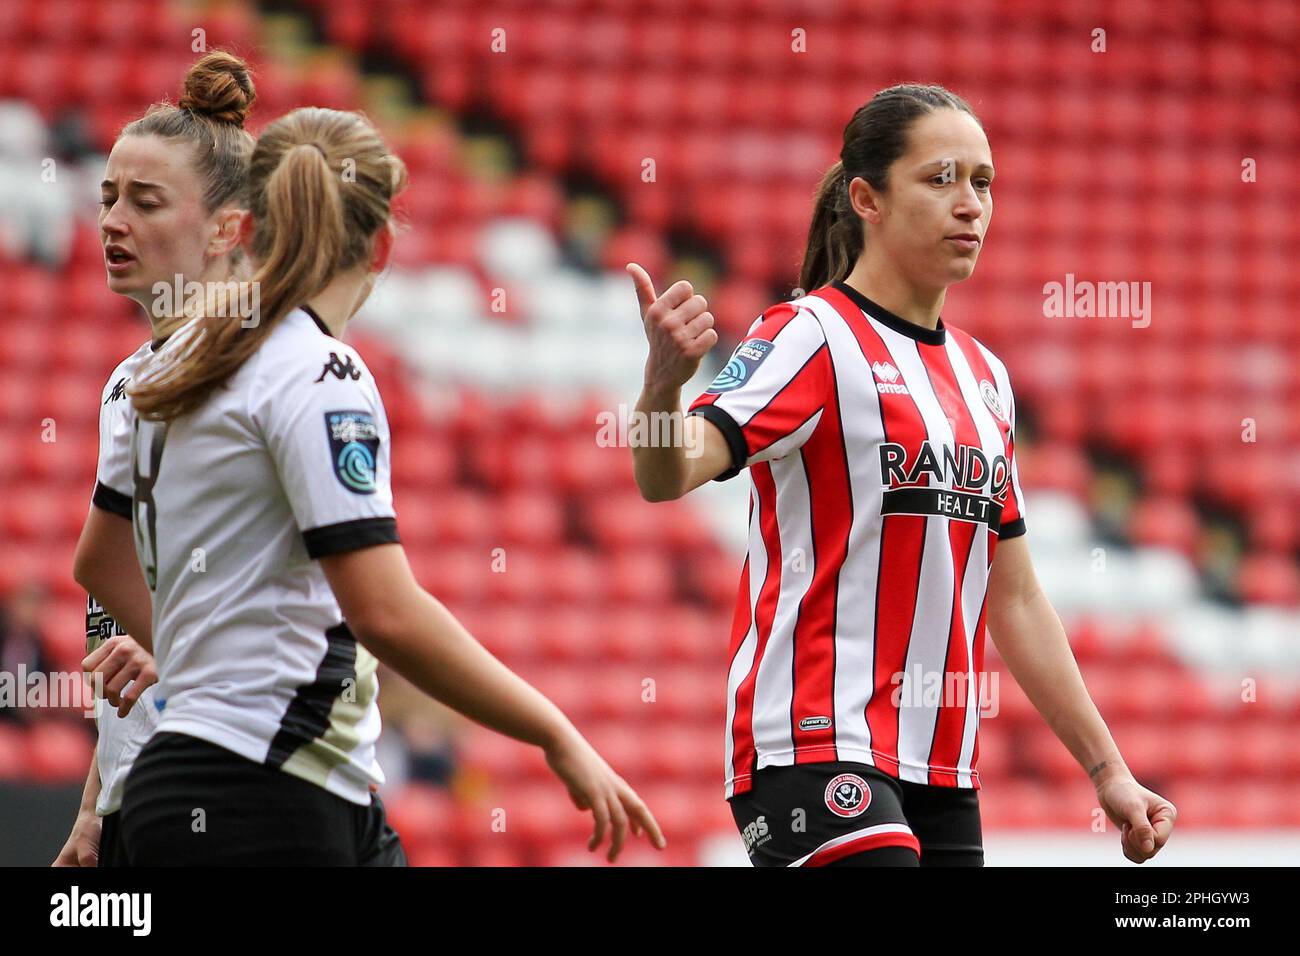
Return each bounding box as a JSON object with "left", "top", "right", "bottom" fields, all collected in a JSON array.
[
  {"left": 121, "top": 49, "right": 256, "bottom": 215},
  {"left": 799, "top": 83, "right": 982, "bottom": 292},
  {"left": 130, "top": 107, "right": 408, "bottom": 422}
]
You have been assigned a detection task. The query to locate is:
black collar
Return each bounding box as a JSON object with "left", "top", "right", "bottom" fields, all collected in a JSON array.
[
  {"left": 301, "top": 303, "right": 336, "bottom": 339},
  {"left": 832, "top": 280, "right": 946, "bottom": 346}
]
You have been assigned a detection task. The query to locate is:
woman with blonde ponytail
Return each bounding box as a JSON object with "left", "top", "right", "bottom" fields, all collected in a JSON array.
[
  {"left": 55, "top": 51, "right": 256, "bottom": 869},
  {"left": 118, "top": 106, "right": 665, "bottom": 865},
  {"left": 627, "top": 83, "right": 1175, "bottom": 867}
]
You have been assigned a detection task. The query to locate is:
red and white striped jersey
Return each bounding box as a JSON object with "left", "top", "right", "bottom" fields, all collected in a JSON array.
[{"left": 689, "top": 280, "right": 1027, "bottom": 798}]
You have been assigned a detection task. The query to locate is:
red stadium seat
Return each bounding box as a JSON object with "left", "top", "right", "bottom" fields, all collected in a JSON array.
[
  {"left": 0, "top": 723, "right": 29, "bottom": 780},
  {"left": 1168, "top": 723, "right": 1239, "bottom": 781},
  {"left": 456, "top": 726, "right": 550, "bottom": 783},
  {"left": 605, "top": 550, "right": 674, "bottom": 605},
  {"left": 492, "top": 783, "right": 591, "bottom": 849},
  {"left": 462, "top": 839, "right": 528, "bottom": 868},
  {"left": 977, "top": 779, "right": 1060, "bottom": 830},
  {"left": 1237, "top": 552, "right": 1300, "bottom": 605},
  {"left": 405, "top": 844, "right": 463, "bottom": 867},
  {"left": 587, "top": 666, "right": 658, "bottom": 722},
  {"left": 381, "top": 783, "right": 462, "bottom": 849},
  {"left": 22, "top": 721, "right": 94, "bottom": 783}
]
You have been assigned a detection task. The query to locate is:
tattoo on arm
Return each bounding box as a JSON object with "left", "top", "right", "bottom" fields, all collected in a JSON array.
[{"left": 1088, "top": 760, "right": 1108, "bottom": 779}]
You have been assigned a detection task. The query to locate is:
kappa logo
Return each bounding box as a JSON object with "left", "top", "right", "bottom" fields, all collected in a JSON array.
[
  {"left": 872, "top": 361, "right": 908, "bottom": 395},
  {"left": 103, "top": 377, "right": 128, "bottom": 404},
  {"left": 315, "top": 352, "right": 362, "bottom": 383},
  {"left": 824, "top": 773, "right": 872, "bottom": 818}
]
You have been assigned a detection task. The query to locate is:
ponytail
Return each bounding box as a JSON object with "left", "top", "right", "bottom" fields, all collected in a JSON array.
[
  {"left": 799, "top": 161, "right": 861, "bottom": 292},
  {"left": 131, "top": 108, "right": 407, "bottom": 422},
  {"left": 252, "top": 142, "right": 347, "bottom": 348}
]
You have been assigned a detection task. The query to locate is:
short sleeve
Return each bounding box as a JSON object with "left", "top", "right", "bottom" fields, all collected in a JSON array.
[
  {"left": 687, "top": 303, "right": 831, "bottom": 481},
  {"left": 997, "top": 375, "right": 1026, "bottom": 539},
  {"left": 255, "top": 344, "right": 400, "bottom": 560},
  {"left": 92, "top": 368, "right": 136, "bottom": 520}
]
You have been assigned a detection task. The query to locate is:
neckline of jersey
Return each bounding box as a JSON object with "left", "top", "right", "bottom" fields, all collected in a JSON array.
[
  {"left": 145, "top": 305, "right": 336, "bottom": 351},
  {"left": 300, "top": 303, "right": 336, "bottom": 339},
  {"left": 831, "top": 280, "right": 947, "bottom": 346}
]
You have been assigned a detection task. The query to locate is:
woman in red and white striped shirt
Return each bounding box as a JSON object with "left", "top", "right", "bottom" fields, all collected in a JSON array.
[{"left": 629, "top": 83, "right": 1175, "bottom": 867}]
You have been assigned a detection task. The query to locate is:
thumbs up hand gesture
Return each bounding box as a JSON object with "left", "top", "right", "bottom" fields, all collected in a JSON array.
[{"left": 627, "top": 262, "right": 718, "bottom": 391}]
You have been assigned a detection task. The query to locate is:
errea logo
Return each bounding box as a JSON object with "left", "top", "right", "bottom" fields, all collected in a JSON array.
[{"left": 872, "top": 361, "right": 908, "bottom": 395}]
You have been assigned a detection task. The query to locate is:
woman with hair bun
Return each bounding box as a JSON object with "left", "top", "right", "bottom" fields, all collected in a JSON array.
[{"left": 55, "top": 50, "right": 257, "bottom": 867}]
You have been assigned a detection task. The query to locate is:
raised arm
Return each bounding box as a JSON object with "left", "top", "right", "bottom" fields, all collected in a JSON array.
[
  {"left": 627, "top": 263, "right": 732, "bottom": 501},
  {"left": 321, "top": 542, "right": 665, "bottom": 861}
]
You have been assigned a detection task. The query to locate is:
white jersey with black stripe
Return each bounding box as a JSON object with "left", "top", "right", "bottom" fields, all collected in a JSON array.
[
  {"left": 130, "top": 306, "right": 398, "bottom": 805},
  {"left": 88, "top": 340, "right": 163, "bottom": 817}
]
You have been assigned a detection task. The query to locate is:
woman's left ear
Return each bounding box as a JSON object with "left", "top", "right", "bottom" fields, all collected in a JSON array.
[
  {"left": 210, "top": 207, "right": 249, "bottom": 258},
  {"left": 848, "top": 177, "right": 882, "bottom": 224},
  {"left": 369, "top": 221, "right": 394, "bottom": 273},
  {"left": 236, "top": 210, "right": 255, "bottom": 249}
]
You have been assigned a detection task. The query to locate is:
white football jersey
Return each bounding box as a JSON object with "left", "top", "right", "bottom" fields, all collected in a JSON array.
[
  {"left": 130, "top": 306, "right": 397, "bottom": 805},
  {"left": 87, "top": 340, "right": 163, "bottom": 817}
]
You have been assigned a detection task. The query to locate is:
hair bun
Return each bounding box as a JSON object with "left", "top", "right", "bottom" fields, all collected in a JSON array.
[{"left": 178, "top": 50, "right": 256, "bottom": 127}]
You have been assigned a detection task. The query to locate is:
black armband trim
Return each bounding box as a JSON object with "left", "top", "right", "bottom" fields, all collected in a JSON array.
[
  {"left": 302, "top": 516, "right": 400, "bottom": 559},
  {"left": 92, "top": 481, "right": 133, "bottom": 520},
  {"left": 998, "top": 517, "right": 1026, "bottom": 540},
  {"left": 688, "top": 403, "right": 748, "bottom": 482}
]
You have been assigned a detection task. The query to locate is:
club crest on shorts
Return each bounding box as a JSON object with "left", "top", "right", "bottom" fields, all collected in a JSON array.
[
  {"left": 704, "top": 338, "right": 774, "bottom": 393},
  {"left": 325, "top": 409, "right": 380, "bottom": 494},
  {"left": 979, "top": 379, "right": 1006, "bottom": 422},
  {"left": 824, "top": 773, "right": 872, "bottom": 818}
]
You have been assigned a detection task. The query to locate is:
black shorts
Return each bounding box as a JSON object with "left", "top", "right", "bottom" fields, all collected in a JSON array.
[
  {"left": 119, "top": 731, "right": 407, "bottom": 866},
  {"left": 97, "top": 810, "right": 127, "bottom": 868},
  {"left": 729, "top": 760, "right": 983, "bottom": 867}
]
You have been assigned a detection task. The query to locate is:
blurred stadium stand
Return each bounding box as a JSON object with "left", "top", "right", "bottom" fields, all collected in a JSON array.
[{"left": 0, "top": 0, "right": 1297, "bottom": 865}]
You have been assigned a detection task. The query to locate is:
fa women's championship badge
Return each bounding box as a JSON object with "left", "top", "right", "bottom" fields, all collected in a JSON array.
[
  {"left": 325, "top": 410, "right": 380, "bottom": 494},
  {"left": 705, "top": 338, "right": 774, "bottom": 393}
]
